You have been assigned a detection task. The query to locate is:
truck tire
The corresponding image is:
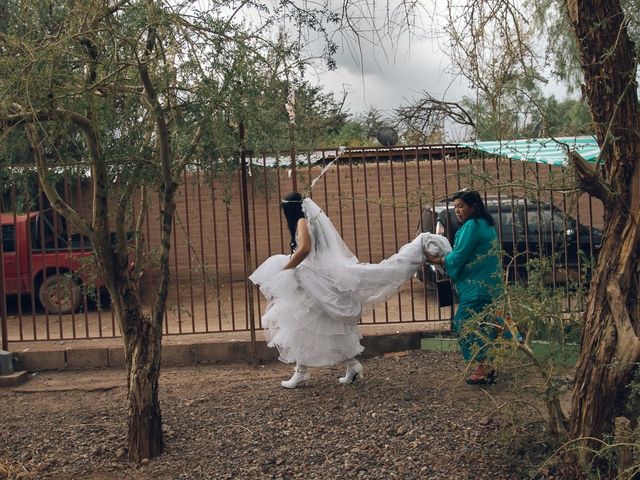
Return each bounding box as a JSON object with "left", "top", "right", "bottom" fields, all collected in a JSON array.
[{"left": 38, "top": 273, "right": 82, "bottom": 314}]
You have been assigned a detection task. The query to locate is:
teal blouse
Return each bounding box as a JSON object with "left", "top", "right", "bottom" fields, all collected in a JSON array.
[{"left": 443, "top": 217, "right": 503, "bottom": 302}]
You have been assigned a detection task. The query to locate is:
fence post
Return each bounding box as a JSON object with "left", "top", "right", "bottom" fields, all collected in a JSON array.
[
  {"left": 0, "top": 233, "right": 8, "bottom": 351},
  {"left": 239, "top": 121, "right": 258, "bottom": 366}
]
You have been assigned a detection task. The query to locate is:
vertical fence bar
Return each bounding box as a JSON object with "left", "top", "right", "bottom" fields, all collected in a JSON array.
[
  {"left": 36, "top": 187, "right": 50, "bottom": 339},
  {"left": 573, "top": 191, "right": 584, "bottom": 294},
  {"left": 276, "top": 158, "right": 285, "bottom": 252},
  {"left": 25, "top": 188, "right": 37, "bottom": 337},
  {"left": 52, "top": 208, "right": 64, "bottom": 338},
  {"left": 75, "top": 173, "right": 90, "bottom": 335},
  {"left": 493, "top": 157, "right": 504, "bottom": 270},
  {"left": 417, "top": 147, "right": 428, "bottom": 322},
  {"left": 171, "top": 213, "right": 183, "bottom": 333},
  {"left": 361, "top": 155, "right": 376, "bottom": 323},
  {"left": 306, "top": 151, "right": 313, "bottom": 191},
  {"left": 454, "top": 145, "right": 462, "bottom": 191},
  {"left": 559, "top": 165, "right": 572, "bottom": 307},
  {"left": 389, "top": 150, "right": 402, "bottom": 322},
  {"left": 520, "top": 160, "right": 532, "bottom": 276},
  {"left": 427, "top": 145, "right": 436, "bottom": 321},
  {"left": 348, "top": 155, "right": 359, "bottom": 257},
  {"left": 250, "top": 153, "right": 262, "bottom": 331},
  {"left": 0, "top": 217, "right": 7, "bottom": 350},
  {"left": 507, "top": 158, "right": 518, "bottom": 283},
  {"left": 237, "top": 166, "right": 249, "bottom": 331},
  {"left": 239, "top": 122, "right": 257, "bottom": 364},
  {"left": 10, "top": 187, "right": 24, "bottom": 339},
  {"left": 335, "top": 152, "right": 344, "bottom": 236},
  {"left": 263, "top": 154, "right": 272, "bottom": 256},
  {"left": 374, "top": 150, "right": 388, "bottom": 322},
  {"left": 224, "top": 171, "right": 236, "bottom": 331},
  {"left": 547, "top": 164, "right": 558, "bottom": 288},
  {"left": 62, "top": 172, "right": 77, "bottom": 338},
  {"left": 441, "top": 151, "right": 453, "bottom": 322},
  {"left": 181, "top": 170, "right": 196, "bottom": 333},
  {"left": 400, "top": 148, "right": 414, "bottom": 321},
  {"left": 534, "top": 162, "right": 544, "bottom": 274},
  {"left": 209, "top": 159, "right": 223, "bottom": 331},
  {"left": 322, "top": 151, "right": 330, "bottom": 216},
  {"left": 195, "top": 167, "right": 209, "bottom": 332}
]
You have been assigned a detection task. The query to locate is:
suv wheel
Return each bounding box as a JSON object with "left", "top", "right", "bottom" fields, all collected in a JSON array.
[{"left": 39, "top": 273, "right": 82, "bottom": 314}]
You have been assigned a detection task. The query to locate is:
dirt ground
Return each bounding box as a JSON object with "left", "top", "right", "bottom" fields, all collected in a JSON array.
[{"left": 0, "top": 350, "right": 560, "bottom": 480}]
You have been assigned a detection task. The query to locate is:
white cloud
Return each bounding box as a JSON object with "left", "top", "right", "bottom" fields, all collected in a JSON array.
[{"left": 307, "top": 35, "right": 471, "bottom": 115}]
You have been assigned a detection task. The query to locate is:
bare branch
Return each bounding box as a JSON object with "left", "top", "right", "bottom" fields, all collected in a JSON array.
[
  {"left": 132, "top": 184, "right": 148, "bottom": 283},
  {"left": 568, "top": 151, "right": 613, "bottom": 204},
  {"left": 396, "top": 92, "right": 475, "bottom": 141},
  {"left": 24, "top": 123, "right": 92, "bottom": 238}
]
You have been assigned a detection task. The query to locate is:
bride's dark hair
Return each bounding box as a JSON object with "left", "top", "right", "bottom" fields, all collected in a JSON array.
[{"left": 281, "top": 192, "right": 304, "bottom": 252}]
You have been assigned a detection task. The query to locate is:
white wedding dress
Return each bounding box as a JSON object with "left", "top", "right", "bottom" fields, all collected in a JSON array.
[{"left": 249, "top": 198, "right": 451, "bottom": 367}]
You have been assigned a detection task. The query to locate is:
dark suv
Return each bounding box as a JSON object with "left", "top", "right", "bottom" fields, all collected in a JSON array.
[{"left": 417, "top": 196, "right": 603, "bottom": 287}]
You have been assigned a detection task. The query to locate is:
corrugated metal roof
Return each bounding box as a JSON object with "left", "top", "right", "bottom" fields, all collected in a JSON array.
[{"left": 460, "top": 136, "right": 599, "bottom": 166}]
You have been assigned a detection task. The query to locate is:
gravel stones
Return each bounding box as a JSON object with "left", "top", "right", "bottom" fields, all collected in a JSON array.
[{"left": 0, "top": 351, "right": 552, "bottom": 479}]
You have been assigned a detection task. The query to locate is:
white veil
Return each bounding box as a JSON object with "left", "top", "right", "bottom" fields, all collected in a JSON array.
[
  {"left": 295, "top": 198, "right": 362, "bottom": 324},
  {"left": 301, "top": 198, "right": 358, "bottom": 270},
  {"left": 297, "top": 198, "right": 451, "bottom": 320}
]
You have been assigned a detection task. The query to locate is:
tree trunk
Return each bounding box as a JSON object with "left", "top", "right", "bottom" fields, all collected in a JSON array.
[
  {"left": 124, "top": 313, "right": 164, "bottom": 462},
  {"left": 565, "top": 0, "right": 640, "bottom": 476},
  {"left": 114, "top": 274, "right": 164, "bottom": 462}
]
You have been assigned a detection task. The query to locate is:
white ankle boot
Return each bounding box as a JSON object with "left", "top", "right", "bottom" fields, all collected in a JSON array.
[
  {"left": 339, "top": 360, "right": 363, "bottom": 384},
  {"left": 281, "top": 366, "right": 310, "bottom": 389}
]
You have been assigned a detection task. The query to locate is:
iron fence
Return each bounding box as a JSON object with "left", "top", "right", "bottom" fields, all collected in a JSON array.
[{"left": 0, "top": 144, "right": 603, "bottom": 345}]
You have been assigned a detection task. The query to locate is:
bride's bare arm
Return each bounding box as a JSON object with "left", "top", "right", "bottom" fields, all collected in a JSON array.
[{"left": 283, "top": 218, "right": 311, "bottom": 269}]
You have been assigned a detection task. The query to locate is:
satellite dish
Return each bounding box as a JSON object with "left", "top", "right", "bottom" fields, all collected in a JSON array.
[{"left": 377, "top": 127, "right": 399, "bottom": 147}]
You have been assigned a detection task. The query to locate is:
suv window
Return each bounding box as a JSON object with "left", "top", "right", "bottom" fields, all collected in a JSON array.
[
  {"left": 2, "top": 224, "right": 15, "bottom": 252},
  {"left": 493, "top": 210, "right": 525, "bottom": 243},
  {"left": 525, "top": 209, "right": 567, "bottom": 243}
]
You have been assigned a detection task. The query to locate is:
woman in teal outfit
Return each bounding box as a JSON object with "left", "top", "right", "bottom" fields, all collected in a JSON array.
[{"left": 425, "top": 190, "right": 503, "bottom": 385}]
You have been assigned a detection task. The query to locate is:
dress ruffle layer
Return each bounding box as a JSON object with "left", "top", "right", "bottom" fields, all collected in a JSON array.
[{"left": 250, "top": 255, "right": 363, "bottom": 366}]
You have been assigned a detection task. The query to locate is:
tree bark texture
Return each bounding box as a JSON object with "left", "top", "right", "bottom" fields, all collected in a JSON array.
[
  {"left": 123, "top": 305, "right": 164, "bottom": 462},
  {"left": 565, "top": 0, "right": 640, "bottom": 475}
]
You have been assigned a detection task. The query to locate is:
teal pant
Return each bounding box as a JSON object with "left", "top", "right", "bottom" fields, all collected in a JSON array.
[{"left": 452, "top": 298, "right": 497, "bottom": 362}]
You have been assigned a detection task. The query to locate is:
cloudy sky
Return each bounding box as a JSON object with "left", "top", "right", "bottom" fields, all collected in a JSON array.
[
  {"left": 312, "top": 39, "right": 469, "bottom": 116},
  {"left": 301, "top": 1, "right": 569, "bottom": 123},
  {"left": 304, "top": 14, "right": 469, "bottom": 117}
]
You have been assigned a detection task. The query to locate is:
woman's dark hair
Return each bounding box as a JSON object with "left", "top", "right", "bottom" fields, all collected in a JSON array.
[
  {"left": 452, "top": 190, "right": 494, "bottom": 226},
  {"left": 281, "top": 192, "right": 304, "bottom": 252}
]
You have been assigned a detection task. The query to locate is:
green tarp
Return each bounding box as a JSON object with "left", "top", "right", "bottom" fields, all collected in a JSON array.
[{"left": 460, "top": 136, "right": 599, "bottom": 167}]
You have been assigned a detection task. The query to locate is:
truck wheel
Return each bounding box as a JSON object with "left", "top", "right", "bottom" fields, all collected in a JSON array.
[{"left": 38, "top": 274, "right": 82, "bottom": 314}]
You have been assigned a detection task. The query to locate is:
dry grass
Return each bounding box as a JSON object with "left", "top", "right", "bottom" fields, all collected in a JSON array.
[{"left": 0, "top": 457, "right": 33, "bottom": 480}]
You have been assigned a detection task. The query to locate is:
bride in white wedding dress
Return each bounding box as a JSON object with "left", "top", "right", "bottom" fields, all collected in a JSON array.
[{"left": 249, "top": 192, "right": 451, "bottom": 388}]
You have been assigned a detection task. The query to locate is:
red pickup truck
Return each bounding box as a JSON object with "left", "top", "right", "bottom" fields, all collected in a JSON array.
[{"left": 1, "top": 210, "right": 94, "bottom": 314}]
